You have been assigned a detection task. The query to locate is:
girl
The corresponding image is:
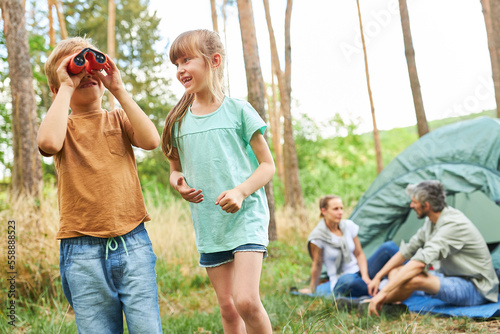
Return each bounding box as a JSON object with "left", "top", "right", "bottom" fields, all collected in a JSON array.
[{"left": 162, "top": 30, "right": 274, "bottom": 334}]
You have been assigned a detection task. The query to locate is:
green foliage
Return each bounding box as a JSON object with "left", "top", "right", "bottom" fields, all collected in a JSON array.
[
  {"left": 137, "top": 148, "right": 171, "bottom": 192},
  {"left": 288, "top": 111, "right": 497, "bottom": 208},
  {"left": 292, "top": 113, "right": 379, "bottom": 207},
  {"left": 0, "top": 102, "right": 10, "bottom": 172}
]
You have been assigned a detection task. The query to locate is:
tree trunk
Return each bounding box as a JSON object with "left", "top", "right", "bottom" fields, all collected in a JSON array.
[
  {"left": 282, "top": 0, "right": 303, "bottom": 209},
  {"left": 222, "top": 0, "right": 230, "bottom": 96},
  {"left": 1, "top": 0, "right": 42, "bottom": 196},
  {"left": 482, "top": 0, "right": 500, "bottom": 118},
  {"left": 263, "top": 0, "right": 304, "bottom": 212},
  {"left": 54, "top": 0, "right": 67, "bottom": 39},
  {"left": 399, "top": 0, "right": 428, "bottom": 137},
  {"left": 267, "top": 69, "right": 284, "bottom": 180},
  {"left": 356, "top": 0, "right": 383, "bottom": 174},
  {"left": 210, "top": 0, "right": 219, "bottom": 33},
  {"left": 236, "top": 0, "right": 277, "bottom": 241},
  {"left": 48, "top": 0, "right": 55, "bottom": 46},
  {"left": 263, "top": 5, "right": 283, "bottom": 180},
  {"left": 107, "top": 0, "right": 116, "bottom": 110},
  {"left": 48, "top": 0, "right": 67, "bottom": 46}
]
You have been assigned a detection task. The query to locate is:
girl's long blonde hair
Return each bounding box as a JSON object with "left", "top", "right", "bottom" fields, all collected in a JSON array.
[{"left": 162, "top": 29, "right": 225, "bottom": 160}]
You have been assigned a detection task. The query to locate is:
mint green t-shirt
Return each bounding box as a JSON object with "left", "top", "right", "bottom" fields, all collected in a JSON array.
[{"left": 174, "top": 96, "right": 269, "bottom": 253}]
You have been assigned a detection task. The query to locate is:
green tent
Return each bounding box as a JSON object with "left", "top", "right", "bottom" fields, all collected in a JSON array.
[{"left": 349, "top": 117, "right": 500, "bottom": 266}]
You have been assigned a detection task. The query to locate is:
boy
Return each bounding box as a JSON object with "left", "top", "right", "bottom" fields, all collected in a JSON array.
[{"left": 37, "top": 37, "right": 162, "bottom": 333}]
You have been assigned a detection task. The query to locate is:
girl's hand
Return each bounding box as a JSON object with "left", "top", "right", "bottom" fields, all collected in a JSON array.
[
  {"left": 175, "top": 176, "right": 203, "bottom": 203},
  {"left": 92, "top": 57, "right": 124, "bottom": 94},
  {"left": 215, "top": 188, "right": 245, "bottom": 213}
]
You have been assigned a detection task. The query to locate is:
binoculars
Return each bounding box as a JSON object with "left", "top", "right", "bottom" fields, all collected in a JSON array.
[{"left": 67, "top": 48, "right": 108, "bottom": 75}]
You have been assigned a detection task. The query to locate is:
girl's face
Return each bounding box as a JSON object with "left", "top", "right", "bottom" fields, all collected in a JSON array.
[
  {"left": 174, "top": 54, "right": 209, "bottom": 95},
  {"left": 321, "top": 198, "right": 344, "bottom": 225}
]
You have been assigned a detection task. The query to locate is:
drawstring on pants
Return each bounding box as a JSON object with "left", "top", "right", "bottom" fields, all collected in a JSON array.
[{"left": 106, "top": 236, "right": 129, "bottom": 260}]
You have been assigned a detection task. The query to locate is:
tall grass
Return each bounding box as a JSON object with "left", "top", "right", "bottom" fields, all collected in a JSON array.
[
  {"left": 145, "top": 189, "right": 198, "bottom": 264},
  {"left": 2, "top": 179, "right": 499, "bottom": 332},
  {"left": 1, "top": 187, "right": 60, "bottom": 299}
]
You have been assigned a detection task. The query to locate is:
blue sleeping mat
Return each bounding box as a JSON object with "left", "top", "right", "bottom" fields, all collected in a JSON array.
[
  {"left": 402, "top": 293, "right": 500, "bottom": 318},
  {"left": 290, "top": 283, "right": 500, "bottom": 318}
]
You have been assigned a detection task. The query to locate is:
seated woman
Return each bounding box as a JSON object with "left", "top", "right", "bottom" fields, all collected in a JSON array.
[{"left": 299, "top": 195, "right": 398, "bottom": 297}]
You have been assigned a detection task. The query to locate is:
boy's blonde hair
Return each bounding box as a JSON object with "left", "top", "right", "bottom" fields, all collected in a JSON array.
[
  {"left": 44, "top": 37, "right": 98, "bottom": 91},
  {"left": 162, "top": 30, "right": 225, "bottom": 160}
]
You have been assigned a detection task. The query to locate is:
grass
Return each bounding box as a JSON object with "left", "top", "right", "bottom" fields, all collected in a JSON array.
[{"left": 1, "top": 187, "right": 500, "bottom": 333}]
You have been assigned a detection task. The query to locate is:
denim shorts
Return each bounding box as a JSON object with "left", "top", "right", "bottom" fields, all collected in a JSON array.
[
  {"left": 432, "top": 272, "right": 488, "bottom": 306},
  {"left": 59, "top": 223, "right": 162, "bottom": 333},
  {"left": 199, "top": 243, "right": 268, "bottom": 268}
]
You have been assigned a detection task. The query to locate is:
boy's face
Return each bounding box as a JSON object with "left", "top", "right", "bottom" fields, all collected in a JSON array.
[{"left": 52, "top": 51, "right": 106, "bottom": 110}]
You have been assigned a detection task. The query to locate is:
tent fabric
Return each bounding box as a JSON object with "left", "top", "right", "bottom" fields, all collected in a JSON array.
[{"left": 349, "top": 117, "right": 500, "bottom": 257}]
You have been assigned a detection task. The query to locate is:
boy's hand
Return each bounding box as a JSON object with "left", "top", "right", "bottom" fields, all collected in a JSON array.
[
  {"left": 92, "top": 57, "right": 124, "bottom": 95},
  {"left": 215, "top": 188, "right": 245, "bottom": 214},
  {"left": 58, "top": 54, "right": 86, "bottom": 90},
  {"left": 175, "top": 176, "right": 203, "bottom": 203}
]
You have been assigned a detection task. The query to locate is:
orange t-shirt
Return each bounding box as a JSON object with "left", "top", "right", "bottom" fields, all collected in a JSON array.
[{"left": 41, "top": 109, "right": 150, "bottom": 239}]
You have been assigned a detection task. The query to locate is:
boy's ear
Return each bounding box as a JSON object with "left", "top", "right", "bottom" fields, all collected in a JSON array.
[
  {"left": 211, "top": 53, "right": 222, "bottom": 69},
  {"left": 50, "top": 85, "right": 59, "bottom": 95}
]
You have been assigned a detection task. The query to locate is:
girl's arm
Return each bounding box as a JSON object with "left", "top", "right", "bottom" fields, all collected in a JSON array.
[
  {"left": 94, "top": 58, "right": 160, "bottom": 151},
  {"left": 169, "top": 150, "right": 203, "bottom": 203},
  {"left": 215, "top": 131, "right": 275, "bottom": 213},
  {"left": 353, "top": 236, "right": 370, "bottom": 284}
]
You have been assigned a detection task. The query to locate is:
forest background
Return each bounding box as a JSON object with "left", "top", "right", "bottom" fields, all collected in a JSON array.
[{"left": 1, "top": 0, "right": 500, "bottom": 332}]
